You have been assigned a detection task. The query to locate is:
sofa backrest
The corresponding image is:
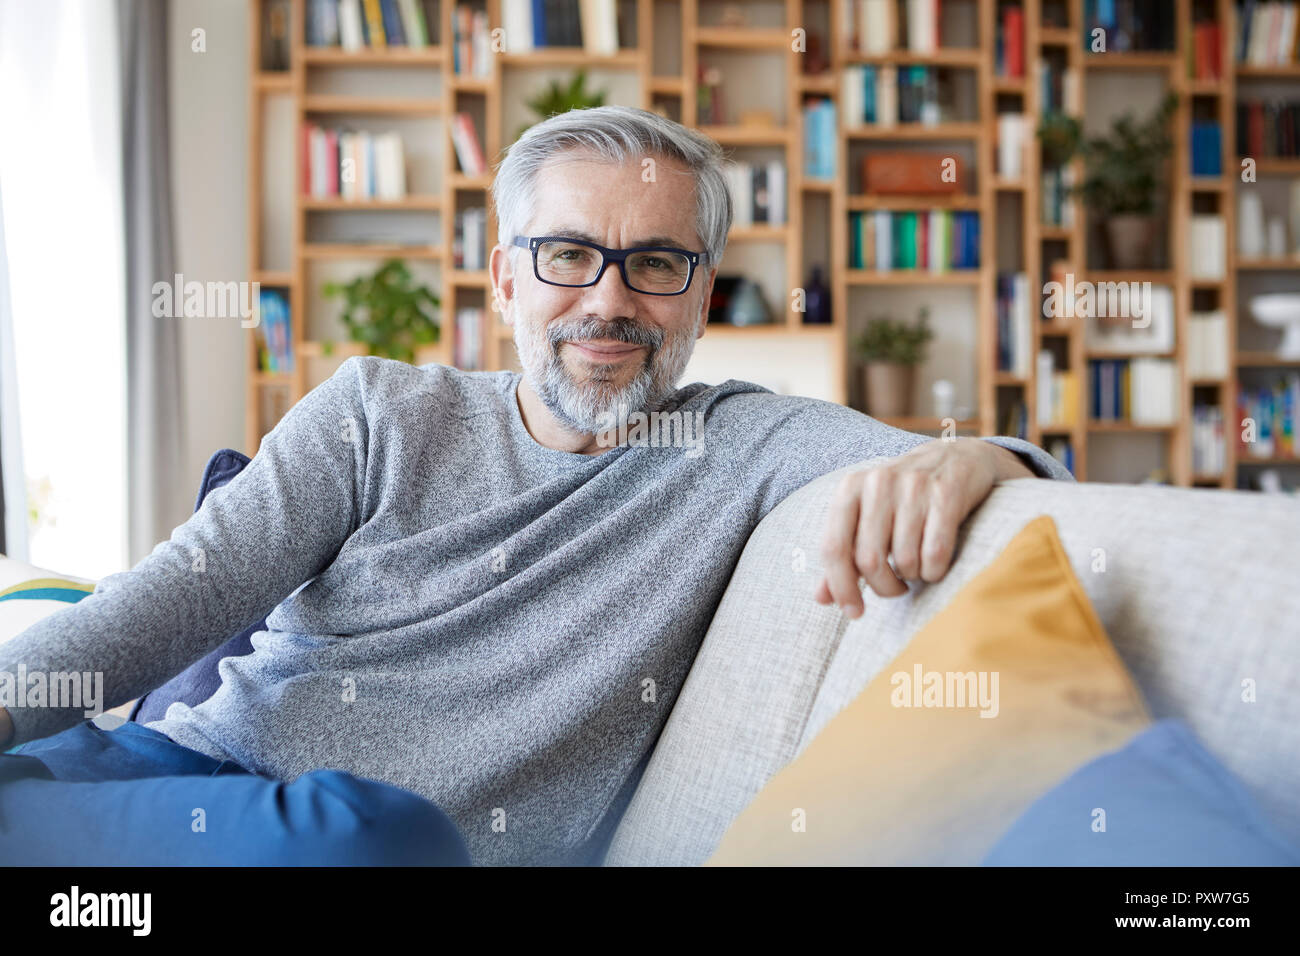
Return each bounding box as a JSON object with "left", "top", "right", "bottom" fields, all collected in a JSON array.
[{"left": 604, "top": 464, "right": 1300, "bottom": 865}]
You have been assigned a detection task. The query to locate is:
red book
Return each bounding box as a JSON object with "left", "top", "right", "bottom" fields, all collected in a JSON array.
[
  {"left": 1004, "top": 8, "right": 1024, "bottom": 78},
  {"left": 300, "top": 122, "right": 312, "bottom": 195}
]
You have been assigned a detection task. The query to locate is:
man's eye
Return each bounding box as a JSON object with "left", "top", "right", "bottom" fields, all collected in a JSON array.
[{"left": 640, "top": 256, "right": 669, "bottom": 270}]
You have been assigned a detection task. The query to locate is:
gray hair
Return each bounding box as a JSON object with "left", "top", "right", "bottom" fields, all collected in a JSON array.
[{"left": 490, "top": 105, "right": 732, "bottom": 267}]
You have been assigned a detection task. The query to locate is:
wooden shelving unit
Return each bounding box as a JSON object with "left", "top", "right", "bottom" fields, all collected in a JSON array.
[{"left": 242, "top": 0, "right": 1299, "bottom": 489}]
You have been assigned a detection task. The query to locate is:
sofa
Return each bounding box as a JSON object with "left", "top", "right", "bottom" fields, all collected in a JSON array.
[
  {"left": 3, "top": 458, "right": 1298, "bottom": 865},
  {"left": 601, "top": 464, "right": 1300, "bottom": 865}
]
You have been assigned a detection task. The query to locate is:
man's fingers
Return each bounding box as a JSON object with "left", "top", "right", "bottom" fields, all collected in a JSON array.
[
  {"left": 853, "top": 470, "right": 907, "bottom": 599},
  {"left": 919, "top": 493, "right": 960, "bottom": 582},
  {"left": 819, "top": 475, "right": 867, "bottom": 616},
  {"left": 888, "top": 471, "right": 928, "bottom": 582}
]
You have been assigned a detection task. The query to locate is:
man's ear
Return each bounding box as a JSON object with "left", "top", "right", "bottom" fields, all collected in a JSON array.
[
  {"left": 489, "top": 244, "right": 516, "bottom": 326},
  {"left": 695, "top": 265, "right": 717, "bottom": 338}
]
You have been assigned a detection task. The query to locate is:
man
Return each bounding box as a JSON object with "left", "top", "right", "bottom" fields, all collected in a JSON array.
[{"left": 0, "top": 106, "right": 1070, "bottom": 867}]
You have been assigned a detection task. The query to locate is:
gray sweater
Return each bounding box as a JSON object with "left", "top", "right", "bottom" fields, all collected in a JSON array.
[{"left": 0, "top": 357, "right": 1070, "bottom": 864}]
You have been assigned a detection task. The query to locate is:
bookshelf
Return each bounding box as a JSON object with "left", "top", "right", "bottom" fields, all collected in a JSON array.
[{"left": 243, "top": 0, "right": 1300, "bottom": 490}]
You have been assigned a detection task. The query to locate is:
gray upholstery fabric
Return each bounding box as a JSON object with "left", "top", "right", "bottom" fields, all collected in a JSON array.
[{"left": 605, "top": 464, "right": 1300, "bottom": 866}]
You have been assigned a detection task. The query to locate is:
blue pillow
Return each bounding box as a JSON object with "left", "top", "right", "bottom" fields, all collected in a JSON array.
[
  {"left": 128, "top": 449, "right": 259, "bottom": 725},
  {"left": 983, "top": 719, "right": 1300, "bottom": 866}
]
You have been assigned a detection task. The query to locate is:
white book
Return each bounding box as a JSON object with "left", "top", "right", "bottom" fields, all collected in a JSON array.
[
  {"left": 862, "top": 0, "right": 892, "bottom": 55},
  {"left": 472, "top": 11, "right": 490, "bottom": 75},
  {"left": 1014, "top": 272, "right": 1031, "bottom": 378},
  {"left": 338, "top": 0, "right": 365, "bottom": 52},
  {"left": 875, "top": 211, "right": 891, "bottom": 272},
  {"left": 767, "top": 162, "right": 786, "bottom": 225},
  {"left": 503, "top": 0, "right": 534, "bottom": 53},
  {"left": 726, "top": 163, "right": 752, "bottom": 226},
  {"left": 1037, "top": 351, "right": 1055, "bottom": 426},
  {"left": 841, "top": 66, "right": 861, "bottom": 128},
  {"left": 842, "top": 0, "right": 856, "bottom": 52},
  {"left": 997, "top": 114, "right": 1025, "bottom": 179},
  {"left": 580, "top": 0, "right": 619, "bottom": 55},
  {"left": 1190, "top": 215, "right": 1226, "bottom": 279}
]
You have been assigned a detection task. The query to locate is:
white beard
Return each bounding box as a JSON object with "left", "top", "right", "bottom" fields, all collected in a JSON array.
[{"left": 513, "top": 312, "right": 697, "bottom": 435}]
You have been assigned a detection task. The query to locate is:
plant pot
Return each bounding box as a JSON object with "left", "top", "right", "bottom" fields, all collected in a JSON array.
[
  {"left": 1105, "top": 214, "right": 1158, "bottom": 270},
  {"left": 862, "top": 362, "right": 914, "bottom": 418}
]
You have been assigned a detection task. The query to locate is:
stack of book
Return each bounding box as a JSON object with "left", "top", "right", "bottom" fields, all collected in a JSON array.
[
  {"left": 724, "top": 162, "right": 787, "bottom": 227},
  {"left": 996, "top": 272, "right": 1031, "bottom": 376},
  {"left": 257, "top": 289, "right": 294, "bottom": 372},
  {"left": 453, "top": 208, "right": 488, "bottom": 270},
  {"left": 1239, "top": 375, "right": 1300, "bottom": 458},
  {"left": 1192, "top": 405, "right": 1226, "bottom": 476},
  {"left": 1000, "top": 398, "right": 1028, "bottom": 440},
  {"left": 1236, "top": 2, "right": 1300, "bottom": 65},
  {"left": 1041, "top": 166, "right": 1076, "bottom": 227},
  {"left": 500, "top": 0, "right": 622, "bottom": 54},
  {"left": 307, "top": 0, "right": 433, "bottom": 50},
  {"left": 454, "top": 307, "right": 483, "bottom": 370},
  {"left": 848, "top": 210, "right": 981, "bottom": 272},
  {"left": 1036, "top": 351, "right": 1079, "bottom": 428},
  {"left": 1188, "top": 18, "right": 1224, "bottom": 79},
  {"left": 450, "top": 113, "right": 487, "bottom": 175},
  {"left": 802, "top": 98, "right": 837, "bottom": 182},
  {"left": 1088, "top": 358, "right": 1176, "bottom": 425},
  {"left": 302, "top": 125, "right": 407, "bottom": 200},
  {"left": 1083, "top": 0, "right": 1175, "bottom": 52},
  {"left": 840, "top": 65, "right": 945, "bottom": 127},
  {"left": 996, "top": 6, "right": 1024, "bottom": 78},
  {"left": 452, "top": 4, "right": 490, "bottom": 74},
  {"left": 841, "top": 0, "right": 942, "bottom": 54},
  {"left": 1045, "top": 437, "right": 1075, "bottom": 475},
  {"left": 1237, "top": 99, "right": 1300, "bottom": 159},
  {"left": 1039, "top": 62, "right": 1079, "bottom": 115}
]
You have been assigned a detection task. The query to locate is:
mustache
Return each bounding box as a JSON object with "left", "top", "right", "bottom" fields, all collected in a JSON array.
[{"left": 547, "top": 317, "right": 665, "bottom": 355}]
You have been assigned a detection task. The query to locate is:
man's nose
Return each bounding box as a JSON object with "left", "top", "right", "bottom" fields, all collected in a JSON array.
[{"left": 580, "top": 258, "right": 639, "bottom": 320}]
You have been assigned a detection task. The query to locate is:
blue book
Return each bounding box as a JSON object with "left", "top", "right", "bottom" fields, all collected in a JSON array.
[
  {"left": 380, "top": 0, "right": 406, "bottom": 46},
  {"left": 532, "top": 0, "right": 548, "bottom": 48}
]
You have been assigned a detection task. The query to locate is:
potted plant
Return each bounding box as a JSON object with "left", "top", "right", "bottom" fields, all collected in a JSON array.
[
  {"left": 321, "top": 259, "right": 441, "bottom": 364},
  {"left": 1045, "top": 93, "right": 1177, "bottom": 269},
  {"left": 853, "top": 308, "right": 933, "bottom": 418},
  {"left": 515, "top": 69, "right": 608, "bottom": 141}
]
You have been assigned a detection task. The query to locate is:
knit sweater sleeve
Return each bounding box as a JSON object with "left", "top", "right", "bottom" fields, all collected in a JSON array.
[{"left": 0, "top": 357, "right": 371, "bottom": 745}]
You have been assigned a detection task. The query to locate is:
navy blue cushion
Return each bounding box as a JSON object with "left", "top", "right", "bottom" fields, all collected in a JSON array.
[
  {"left": 128, "top": 449, "right": 259, "bottom": 725},
  {"left": 983, "top": 719, "right": 1300, "bottom": 866}
]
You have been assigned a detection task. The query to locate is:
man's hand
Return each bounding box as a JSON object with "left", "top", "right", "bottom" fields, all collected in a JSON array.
[{"left": 814, "top": 438, "right": 1033, "bottom": 617}]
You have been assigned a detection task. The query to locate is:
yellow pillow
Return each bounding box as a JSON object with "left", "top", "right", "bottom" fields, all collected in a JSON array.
[{"left": 706, "top": 515, "right": 1151, "bottom": 866}]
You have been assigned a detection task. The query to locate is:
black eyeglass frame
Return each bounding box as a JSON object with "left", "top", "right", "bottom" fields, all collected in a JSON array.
[{"left": 512, "top": 235, "right": 704, "bottom": 296}]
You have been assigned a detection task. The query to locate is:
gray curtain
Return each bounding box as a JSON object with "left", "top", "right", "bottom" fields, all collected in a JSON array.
[{"left": 119, "top": 0, "right": 185, "bottom": 564}]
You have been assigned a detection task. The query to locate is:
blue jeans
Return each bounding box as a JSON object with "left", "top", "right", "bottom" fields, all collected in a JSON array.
[{"left": 0, "top": 720, "right": 470, "bottom": 865}]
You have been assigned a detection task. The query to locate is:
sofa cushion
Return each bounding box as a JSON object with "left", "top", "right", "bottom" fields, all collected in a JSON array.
[
  {"left": 983, "top": 719, "right": 1300, "bottom": 866},
  {"left": 604, "top": 465, "right": 1300, "bottom": 865},
  {"left": 704, "top": 514, "right": 1150, "bottom": 865}
]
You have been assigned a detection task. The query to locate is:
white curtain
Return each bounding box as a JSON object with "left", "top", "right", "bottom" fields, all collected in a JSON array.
[{"left": 0, "top": 0, "right": 127, "bottom": 576}]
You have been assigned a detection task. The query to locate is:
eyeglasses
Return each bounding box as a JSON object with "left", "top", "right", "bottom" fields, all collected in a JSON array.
[{"left": 512, "top": 235, "right": 702, "bottom": 296}]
